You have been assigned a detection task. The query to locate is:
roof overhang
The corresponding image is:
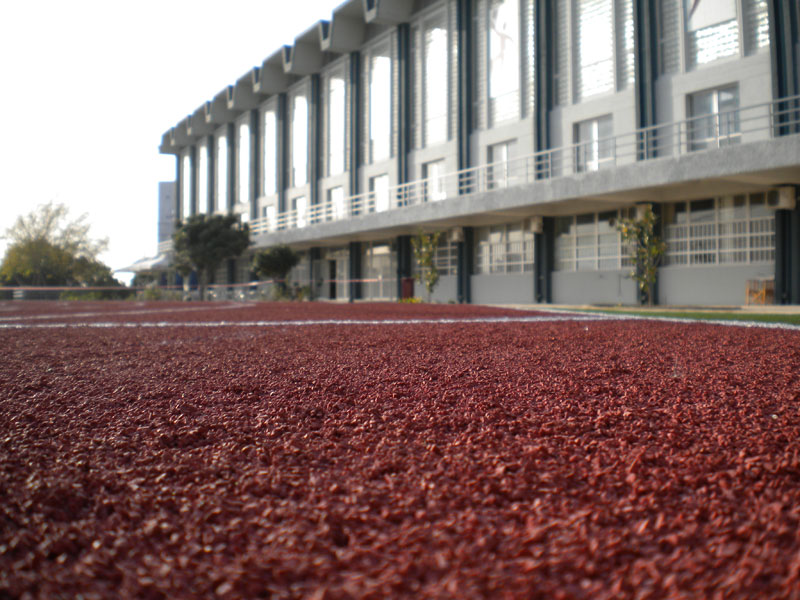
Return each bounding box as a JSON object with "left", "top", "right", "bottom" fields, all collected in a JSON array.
[
  {"left": 159, "top": 131, "right": 181, "bottom": 155},
  {"left": 283, "top": 26, "right": 324, "bottom": 75},
  {"left": 320, "top": 15, "right": 365, "bottom": 52},
  {"left": 227, "top": 71, "right": 262, "bottom": 111},
  {"left": 187, "top": 104, "right": 214, "bottom": 137},
  {"left": 363, "top": 0, "right": 413, "bottom": 25},
  {"left": 206, "top": 90, "right": 239, "bottom": 125},
  {"left": 254, "top": 52, "right": 292, "bottom": 95}
]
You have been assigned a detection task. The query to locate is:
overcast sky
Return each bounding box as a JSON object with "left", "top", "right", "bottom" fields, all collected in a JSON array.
[{"left": 0, "top": 0, "right": 343, "bottom": 283}]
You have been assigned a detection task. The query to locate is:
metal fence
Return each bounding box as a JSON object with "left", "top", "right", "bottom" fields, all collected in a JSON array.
[{"left": 165, "top": 94, "right": 800, "bottom": 245}]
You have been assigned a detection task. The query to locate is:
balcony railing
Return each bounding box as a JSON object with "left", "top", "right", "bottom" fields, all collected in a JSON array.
[{"left": 248, "top": 95, "right": 800, "bottom": 237}]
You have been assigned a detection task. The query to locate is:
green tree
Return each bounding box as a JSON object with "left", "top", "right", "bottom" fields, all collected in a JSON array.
[
  {"left": 252, "top": 245, "right": 300, "bottom": 297},
  {"left": 172, "top": 214, "right": 251, "bottom": 300},
  {"left": 411, "top": 230, "right": 443, "bottom": 301},
  {"left": 617, "top": 205, "right": 667, "bottom": 306},
  {"left": 1, "top": 238, "right": 74, "bottom": 286},
  {"left": 4, "top": 201, "right": 107, "bottom": 259},
  {"left": 1, "top": 202, "right": 112, "bottom": 290}
]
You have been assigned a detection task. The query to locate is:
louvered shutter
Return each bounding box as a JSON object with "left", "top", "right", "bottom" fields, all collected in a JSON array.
[
  {"left": 575, "top": 0, "right": 614, "bottom": 102},
  {"left": 615, "top": 0, "right": 634, "bottom": 91},
  {"left": 362, "top": 50, "right": 371, "bottom": 163},
  {"left": 473, "top": 0, "right": 487, "bottom": 130},
  {"left": 411, "top": 23, "right": 423, "bottom": 150},
  {"left": 449, "top": 0, "right": 459, "bottom": 140},
  {"left": 391, "top": 31, "right": 399, "bottom": 159},
  {"left": 743, "top": 0, "right": 769, "bottom": 55},
  {"left": 523, "top": 0, "right": 535, "bottom": 119},
  {"left": 658, "top": 0, "right": 680, "bottom": 75},
  {"left": 344, "top": 64, "right": 351, "bottom": 173},
  {"left": 555, "top": 0, "right": 569, "bottom": 105},
  {"left": 321, "top": 73, "right": 329, "bottom": 178}
]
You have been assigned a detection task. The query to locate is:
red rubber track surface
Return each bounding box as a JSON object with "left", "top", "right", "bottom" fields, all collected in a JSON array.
[
  {"left": 1, "top": 302, "right": 800, "bottom": 599},
  {"left": 0, "top": 300, "right": 547, "bottom": 324}
]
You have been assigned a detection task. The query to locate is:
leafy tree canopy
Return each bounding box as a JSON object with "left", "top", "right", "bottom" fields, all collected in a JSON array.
[
  {"left": 4, "top": 201, "right": 107, "bottom": 259},
  {"left": 252, "top": 245, "right": 300, "bottom": 291},
  {"left": 1, "top": 202, "right": 114, "bottom": 288},
  {"left": 172, "top": 214, "right": 250, "bottom": 299},
  {"left": 411, "top": 230, "right": 443, "bottom": 301}
]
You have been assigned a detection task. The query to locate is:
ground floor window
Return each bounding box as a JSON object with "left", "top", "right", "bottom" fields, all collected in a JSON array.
[
  {"left": 363, "top": 242, "right": 397, "bottom": 299},
  {"left": 413, "top": 236, "right": 458, "bottom": 278},
  {"left": 474, "top": 222, "right": 535, "bottom": 274},
  {"left": 663, "top": 193, "right": 775, "bottom": 266},
  {"left": 555, "top": 209, "right": 634, "bottom": 272}
]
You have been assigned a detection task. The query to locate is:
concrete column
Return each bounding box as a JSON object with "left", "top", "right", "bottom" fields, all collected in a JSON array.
[
  {"left": 775, "top": 187, "right": 800, "bottom": 304},
  {"left": 189, "top": 145, "right": 198, "bottom": 216},
  {"left": 349, "top": 240, "right": 362, "bottom": 301},
  {"left": 534, "top": 217, "right": 554, "bottom": 303},
  {"left": 309, "top": 247, "right": 322, "bottom": 299},
  {"left": 457, "top": 227, "right": 473, "bottom": 304},
  {"left": 227, "top": 122, "right": 236, "bottom": 214},
  {"left": 633, "top": 0, "right": 658, "bottom": 158},
  {"left": 278, "top": 93, "right": 289, "bottom": 214},
  {"left": 534, "top": 0, "right": 555, "bottom": 177},
  {"left": 206, "top": 134, "right": 216, "bottom": 214},
  {"left": 397, "top": 24, "right": 411, "bottom": 185},
  {"left": 456, "top": 0, "right": 473, "bottom": 174},
  {"left": 310, "top": 74, "right": 322, "bottom": 213},
  {"left": 349, "top": 52, "right": 361, "bottom": 196},
  {"left": 768, "top": 0, "right": 800, "bottom": 99},
  {"left": 250, "top": 109, "right": 260, "bottom": 221},
  {"left": 396, "top": 235, "right": 413, "bottom": 299}
]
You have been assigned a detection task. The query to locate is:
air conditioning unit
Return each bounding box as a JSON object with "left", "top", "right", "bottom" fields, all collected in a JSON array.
[
  {"left": 772, "top": 187, "right": 797, "bottom": 211},
  {"left": 448, "top": 227, "right": 464, "bottom": 243},
  {"left": 524, "top": 216, "right": 543, "bottom": 234}
]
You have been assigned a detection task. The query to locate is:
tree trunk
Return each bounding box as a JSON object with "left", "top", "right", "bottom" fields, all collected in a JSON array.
[{"left": 199, "top": 270, "right": 208, "bottom": 301}]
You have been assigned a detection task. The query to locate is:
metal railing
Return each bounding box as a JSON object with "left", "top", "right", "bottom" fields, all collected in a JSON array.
[{"left": 246, "top": 95, "right": 800, "bottom": 238}]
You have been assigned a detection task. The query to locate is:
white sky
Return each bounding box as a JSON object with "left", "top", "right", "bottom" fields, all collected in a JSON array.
[{"left": 0, "top": 0, "right": 343, "bottom": 284}]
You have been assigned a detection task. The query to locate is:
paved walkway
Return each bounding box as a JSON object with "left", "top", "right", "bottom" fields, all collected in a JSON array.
[{"left": 503, "top": 304, "right": 800, "bottom": 315}]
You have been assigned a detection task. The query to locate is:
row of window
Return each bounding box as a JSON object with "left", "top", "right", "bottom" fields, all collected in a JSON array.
[
  {"left": 295, "top": 195, "right": 777, "bottom": 294},
  {"left": 663, "top": 193, "right": 777, "bottom": 265},
  {"left": 179, "top": 0, "right": 769, "bottom": 220}
]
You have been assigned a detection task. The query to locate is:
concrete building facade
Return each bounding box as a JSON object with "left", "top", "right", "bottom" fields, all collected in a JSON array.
[{"left": 160, "top": 0, "right": 800, "bottom": 305}]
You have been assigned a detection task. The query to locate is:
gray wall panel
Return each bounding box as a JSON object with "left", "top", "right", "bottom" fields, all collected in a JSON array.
[
  {"left": 552, "top": 270, "right": 638, "bottom": 305},
  {"left": 658, "top": 265, "right": 775, "bottom": 306},
  {"left": 470, "top": 273, "right": 536, "bottom": 304}
]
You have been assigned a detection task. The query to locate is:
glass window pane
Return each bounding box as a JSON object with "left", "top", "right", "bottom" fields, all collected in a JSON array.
[
  {"left": 182, "top": 153, "right": 191, "bottom": 219},
  {"left": 425, "top": 21, "right": 448, "bottom": 146},
  {"left": 489, "top": 0, "right": 520, "bottom": 123},
  {"left": 370, "top": 54, "right": 392, "bottom": 162},
  {"left": 263, "top": 110, "right": 277, "bottom": 195},
  {"left": 328, "top": 77, "right": 345, "bottom": 175},
  {"left": 238, "top": 123, "right": 250, "bottom": 206},
  {"left": 690, "top": 199, "right": 715, "bottom": 222},
  {"left": 576, "top": 0, "right": 614, "bottom": 100},
  {"left": 370, "top": 174, "right": 390, "bottom": 212},
  {"left": 292, "top": 95, "right": 308, "bottom": 186},
  {"left": 216, "top": 135, "right": 227, "bottom": 212},
  {"left": 198, "top": 143, "right": 208, "bottom": 214}
]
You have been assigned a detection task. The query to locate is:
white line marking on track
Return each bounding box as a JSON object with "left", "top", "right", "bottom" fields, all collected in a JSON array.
[{"left": 1, "top": 314, "right": 799, "bottom": 330}]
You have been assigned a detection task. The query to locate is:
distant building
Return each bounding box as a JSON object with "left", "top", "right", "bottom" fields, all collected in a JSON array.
[{"left": 159, "top": 0, "right": 800, "bottom": 305}]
